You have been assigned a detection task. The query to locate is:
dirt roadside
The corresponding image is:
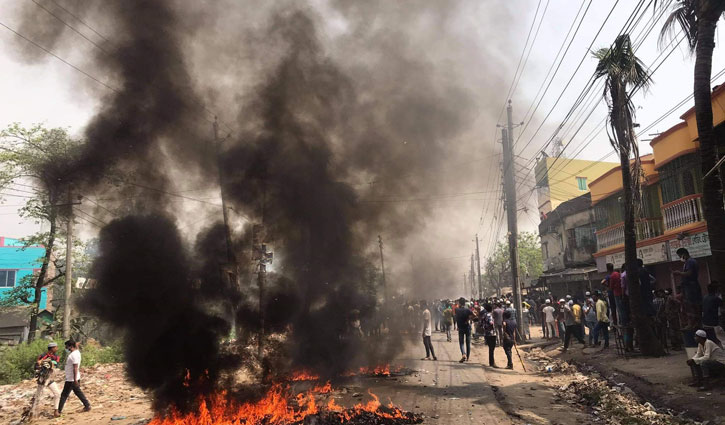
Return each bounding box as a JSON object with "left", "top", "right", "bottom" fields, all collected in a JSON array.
[{"left": 540, "top": 341, "right": 725, "bottom": 423}]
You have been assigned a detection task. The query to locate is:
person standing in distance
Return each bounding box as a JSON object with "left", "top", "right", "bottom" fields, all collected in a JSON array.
[
  {"left": 420, "top": 301, "right": 437, "bottom": 361},
  {"left": 455, "top": 297, "right": 474, "bottom": 363},
  {"left": 57, "top": 340, "right": 91, "bottom": 415}
]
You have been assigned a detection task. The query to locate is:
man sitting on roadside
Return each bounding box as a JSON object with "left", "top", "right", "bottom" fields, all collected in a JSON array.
[{"left": 687, "top": 329, "right": 725, "bottom": 390}]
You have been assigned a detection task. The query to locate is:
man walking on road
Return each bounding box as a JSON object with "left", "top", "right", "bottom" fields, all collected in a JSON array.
[
  {"left": 492, "top": 302, "right": 504, "bottom": 345},
  {"left": 442, "top": 302, "right": 454, "bottom": 342},
  {"left": 420, "top": 301, "right": 437, "bottom": 361},
  {"left": 29, "top": 342, "right": 61, "bottom": 419},
  {"left": 57, "top": 340, "right": 91, "bottom": 415},
  {"left": 455, "top": 298, "right": 474, "bottom": 363},
  {"left": 481, "top": 303, "right": 498, "bottom": 368},
  {"left": 502, "top": 310, "right": 517, "bottom": 369}
]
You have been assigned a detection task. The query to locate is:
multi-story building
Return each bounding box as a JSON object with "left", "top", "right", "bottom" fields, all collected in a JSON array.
[
  {"left": 537, "top": 192, "right": 602, "bottom": 296},
  {"left": 590, "top": 82, "right": 725, "bottom": 293},
  {"left": 535, "top": 157, "right": 619, "bottom": 215}
]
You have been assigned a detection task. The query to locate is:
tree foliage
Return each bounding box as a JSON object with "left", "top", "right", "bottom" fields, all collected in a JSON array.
[
  {"left": 0, "top": 124, "right": 83, "bottom": 342},
  {"left": 484, "top": 231, "right": 542, "bottom": 296}
]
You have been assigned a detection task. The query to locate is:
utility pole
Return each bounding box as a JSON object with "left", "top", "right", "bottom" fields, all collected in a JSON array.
[
  {"left": 503, "top": 100, "right": 524, "bottom": 340},
  {"left": 213, "top": 118, "right": 234, "bottom": 265},
  {"left": 469, "top": 254, "right": 475, "bottom": 300},
  {"left": 378, "top": 235, "right": 387, "bottom": 305},
  {"left": 62, "top": 188, "right": 73, "bottom": 339},
  {"left": 475, "top": 234, "right": 482, "bottom": 299},
  {"left": 213, "top": 118, "right": 239, "bottom": 343}
]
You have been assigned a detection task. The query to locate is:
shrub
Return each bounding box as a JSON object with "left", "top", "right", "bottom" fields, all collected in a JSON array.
[
  {"left": 0, "top": 339, "right": 124, "bottom": 385},
  {"left": 0, "top": 339, "right": 61, "bottom": 385}
]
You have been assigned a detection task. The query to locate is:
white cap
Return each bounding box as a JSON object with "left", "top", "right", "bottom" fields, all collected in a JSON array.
[
  {"left": 559, "top": 299, "right": 565, "bottom": 303},
  {"left": 585, "top": 291, "right": 591, "bottom": 296},
  {"left": 696, "top": 330, "right": 707, "bottom": 338},
  {"left": 566, "top": 295, "right": 572, "bottom": 299},
  {"left": 545, "top": 299, "right": 551, "bottom": 303}
]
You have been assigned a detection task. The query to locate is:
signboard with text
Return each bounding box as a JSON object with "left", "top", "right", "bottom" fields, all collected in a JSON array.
[
  {"left": 668, "top": 231, "right": 711, "bottom": 259},
  {"left": 603, "top": 241, "right": 669, "bottom": 269}
]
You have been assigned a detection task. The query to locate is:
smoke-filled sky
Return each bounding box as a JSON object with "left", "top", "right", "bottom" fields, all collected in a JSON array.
[{"left": 1, "top": 0, "right": 724, "bottom": 298}]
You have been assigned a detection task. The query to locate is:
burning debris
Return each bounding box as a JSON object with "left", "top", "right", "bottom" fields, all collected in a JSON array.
[{"left": 148, "top": 384, "right": 422, "bottom": 425}]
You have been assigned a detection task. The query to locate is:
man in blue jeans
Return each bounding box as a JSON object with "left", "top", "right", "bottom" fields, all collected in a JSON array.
[{"left": 455, "top": 298, "right": 474, "bottom": 363}]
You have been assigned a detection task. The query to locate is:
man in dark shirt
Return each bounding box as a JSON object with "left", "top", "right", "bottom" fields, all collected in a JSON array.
[
  {"left": 455, "top": 298, "right": 474, "bottom": 363},
  {"left": 637, "top": 259, "right": 656, "bottom": 317},
  {"left": 502, "top": 311, "right": 517, "bottom": 369},
  {"left": 702, "top": 283, "right": 722, "bottom": 345},
  {"left": 481, "top": 303, "right": 498, "bottom": 368},
  {"left": 674, "top": 248, "right": 703, "bottom": 330}
]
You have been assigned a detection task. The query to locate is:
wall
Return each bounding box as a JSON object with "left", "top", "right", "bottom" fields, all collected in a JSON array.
[
  {"left": 536, "top": 157, "right": 618, "bottom": 213},
  {"left": 0, "top": 237, "right": 47, "bottom": 309}
]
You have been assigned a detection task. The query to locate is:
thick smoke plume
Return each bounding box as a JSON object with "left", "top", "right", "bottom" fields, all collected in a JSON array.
[{"left": 11, "top": 0, "right": 519, "bottom": 410}]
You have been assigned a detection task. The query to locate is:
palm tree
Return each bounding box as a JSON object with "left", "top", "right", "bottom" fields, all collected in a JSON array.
[
  {"left": 593, "top": 34, "right": 664, "bottom": 357},
  {"left": 659, "top": 0, "right": 725, "bottom": 282}
]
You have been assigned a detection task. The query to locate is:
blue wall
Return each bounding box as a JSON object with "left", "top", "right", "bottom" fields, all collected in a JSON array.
[{"left": 0, "top": 237, "right": 47, "bottom": 309}]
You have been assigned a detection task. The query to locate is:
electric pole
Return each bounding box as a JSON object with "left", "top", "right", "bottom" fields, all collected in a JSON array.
[
  {"left": 378, "top": 235, "right": 387, "bottom": 305},
  {"left": 213, "top": 118, "right": 235, "bottom": 265},
  {"left": 503, "top": 100, "right": 524, "bottom": 340},
  {"left": 62, "top": 188, "right": 73, "bottom": 339},
  {"left": 213, "top": 118, "right": 239, "bottom": 344},
  {"left": 475, "top": 234, "right": 482, "bottom": 299},
  {"left": 469, "top": 254, "right": 475, "bottom": 300}
]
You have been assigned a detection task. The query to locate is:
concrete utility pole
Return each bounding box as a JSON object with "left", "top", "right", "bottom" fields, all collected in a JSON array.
[
  {"left": 475, "top": 234, "right": 483, "bottom": 299},
  {"left": 213, "top": 118, "right": 235, "bottom": 264},
  {"left": 503, "top": 100, "right": 524, "bottom": 340},
  {"left": 62, "top": 188, "right": 73, "bottom": 339},
  {"left": 378, "top": 235, "right": 387, "bottom": 305},
  {"left": 469, "top": 255, "right": 475, "bottom": 300}
]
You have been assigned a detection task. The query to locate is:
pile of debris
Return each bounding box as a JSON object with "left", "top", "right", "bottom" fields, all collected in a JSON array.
[
  {"left": 526, "top": 347, "right": 703, "bottom": 425},
  {"left": 527, "top": 348, "right": 578, "bottom": 374},
  {"left": 557, "top": 378, "right": 699, "bottom": 425}
]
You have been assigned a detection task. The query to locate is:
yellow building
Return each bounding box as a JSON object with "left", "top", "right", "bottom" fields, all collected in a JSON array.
[
  {"left": 535, "top": 157, "right": 619, "bottom": 214},
  {"left": 588, "top": 82, "right": 725, "bottom": 287}
]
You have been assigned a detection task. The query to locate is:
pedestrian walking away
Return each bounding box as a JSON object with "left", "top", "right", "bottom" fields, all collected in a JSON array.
[
  {"left": 455, "top": 297, "right": 474, "bottom": 362},
  {"left": 442, "top": 302, "right": 454, "bottom": 342},
  {"left": 502, "top": 310, "right": 517, "bottom": 369},
  {"left": 420, "top": 301, "right": 437, "bottom": 361},
  {"left": 481, "top": 303, "right": 498, "bottom": 368},
  {"left": 57, "top": 340, "right": 91, "bottom": 415}
]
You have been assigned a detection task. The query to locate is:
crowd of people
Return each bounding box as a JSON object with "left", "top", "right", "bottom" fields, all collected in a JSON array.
[{"left": 416, "top": 248, "right": 724, "bottom": 389}]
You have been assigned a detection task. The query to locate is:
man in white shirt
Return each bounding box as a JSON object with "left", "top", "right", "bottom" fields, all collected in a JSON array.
[
  {"left": 420, "top": 301, "right": 437, "bottom": 361},
  {"left": 542, "top": 300, "right": 556, "bottom": 340},
  {"left": 687, "top": 330, "right": 725, "bottom": 390},
  {"left": 57, "top": 340, "right": 91, "bottom": 415}
]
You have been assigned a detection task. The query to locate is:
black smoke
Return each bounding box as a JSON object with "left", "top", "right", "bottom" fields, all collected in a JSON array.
[
  {"left": 80, "top": 215, "right": 235, "bottom": 410},
  {"left": 10, "top": 0, "right": 518, "bottom": 410}
]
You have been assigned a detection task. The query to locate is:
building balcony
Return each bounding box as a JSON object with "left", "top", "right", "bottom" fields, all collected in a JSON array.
[
  {"left": 662, "top": 194, "right": 704, "bottom": 231},
  {"left": 595, "top": 218, "right": 664, "bottom": 251}
]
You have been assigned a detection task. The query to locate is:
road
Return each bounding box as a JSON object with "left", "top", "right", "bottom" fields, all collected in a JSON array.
[
  {"left": 3, "top": 330, "right": 597, "bottom": 425},
  {"left": 333, "top": 329, "right": 592, "bottom": 425}
]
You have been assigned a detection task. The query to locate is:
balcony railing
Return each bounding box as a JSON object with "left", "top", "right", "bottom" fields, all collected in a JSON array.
[
  {"left": 596, "top": 223, "right": 624, "bottom": 251},
  {"left": 595, "top": 218, "right": 664, "bottom": 251},
  {"left": 662, "top": 194, "right": 704, "bottom": 231}
]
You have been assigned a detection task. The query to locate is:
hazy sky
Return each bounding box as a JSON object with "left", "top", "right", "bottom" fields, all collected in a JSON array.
[{"left": 0, "top": 1, "right": 723, "bottom": 293}]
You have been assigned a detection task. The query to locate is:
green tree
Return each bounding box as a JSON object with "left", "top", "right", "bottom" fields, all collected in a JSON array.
[
  {"left": 0, "top": 124, "right": 81, "bottom": 342},
  {"left": 593, "top": 34, "right": 664, "bottom": 356},
  {"left": 484, "top": 232, "right": 542, "bottom": 297},
  {"left": 659, "top": 0, "right": 725, "bottom": 281}
]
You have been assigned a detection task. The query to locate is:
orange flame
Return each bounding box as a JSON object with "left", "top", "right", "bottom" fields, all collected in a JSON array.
[{"left": 148, "top": 381, "right": 413, "bottom": 425}]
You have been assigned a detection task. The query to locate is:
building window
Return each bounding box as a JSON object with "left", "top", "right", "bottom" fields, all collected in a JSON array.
[
  {"left": 542, "top": 242, "right": 548, "bottom": 259},
  {"left": 576, "top": 177, "right": 587, "bottom": 191},
  {"left": 0, "top": 270, "right": 17, "bottom": 287}
]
